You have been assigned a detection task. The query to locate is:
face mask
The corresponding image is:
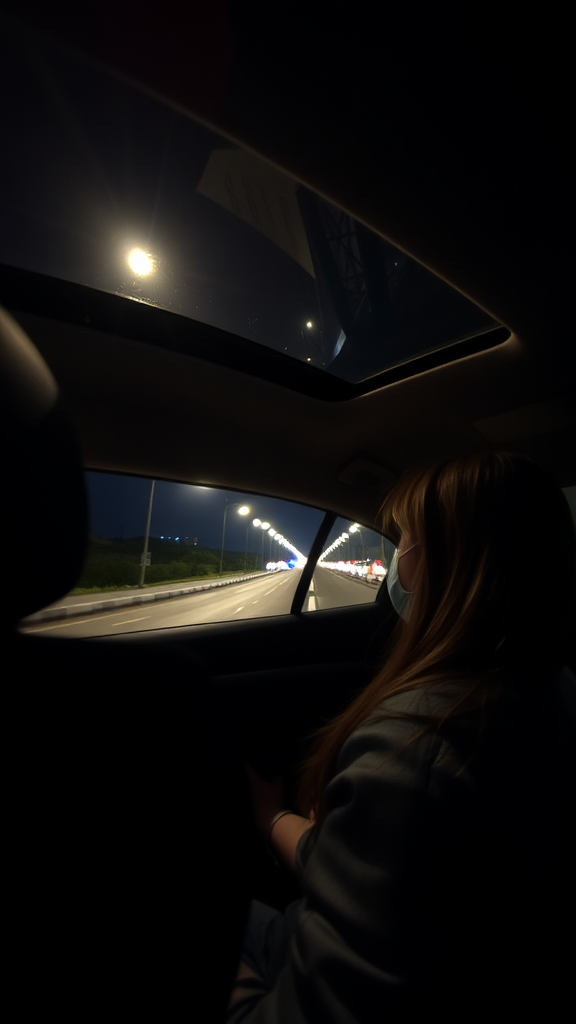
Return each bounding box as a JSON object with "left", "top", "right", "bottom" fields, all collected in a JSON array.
[{"left": 386, "top": 544, "right": 417, "bottom": 620}]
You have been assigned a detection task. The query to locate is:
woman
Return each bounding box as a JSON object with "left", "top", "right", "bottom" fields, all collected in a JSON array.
[{"left": 228, "top": 452, "right": 576, "bottom": 1023}]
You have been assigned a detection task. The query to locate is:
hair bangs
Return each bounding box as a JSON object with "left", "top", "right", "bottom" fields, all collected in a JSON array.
[{"left": 380, "top": 465, "right": 434, "bottom": 542}]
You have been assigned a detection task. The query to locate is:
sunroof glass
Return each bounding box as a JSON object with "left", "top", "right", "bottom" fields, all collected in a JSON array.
[{"left": 0, "top": 15, "right": 500, "bottom": 386}]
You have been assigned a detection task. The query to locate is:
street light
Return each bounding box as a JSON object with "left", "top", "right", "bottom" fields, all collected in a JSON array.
[
  {"left": 245, "top": 514, "right": 266, "bottom": 572},
  {"left": 244, "top": 520, "right": 252, "bottom": 572},
  {"left": 259, "top": 521, "right": 270, "bottom": 568},
  {"left": 349, "top": 523, "right": 365, "bottom": 558},
  {"left": 219, "top": 501, "right": 250, "bottom": 576},
  {"left": 273, "top": 532, "right": 282, "bottom": 563},
  {"left": 139, "top": 479, "right": 156, "bottom": 588},
  {"left": 127, "top": 248, "right": 155, "bottom": 276}
]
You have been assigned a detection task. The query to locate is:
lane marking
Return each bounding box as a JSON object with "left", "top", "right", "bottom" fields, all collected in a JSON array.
[
  {"left": 234, "top": 607, "right": 244, "bottom": 613},
  {"left": 308, "top": 596, "right": 317, "bottom": 611},
  {"left": 112, "top": 616, "right": 150, "bottom": 626},
  {"left": 22, "top": 610, "right": 135, "bottom": 632},
  {"left": 252, "top": 601, "right": 259, "bottom": 605}
]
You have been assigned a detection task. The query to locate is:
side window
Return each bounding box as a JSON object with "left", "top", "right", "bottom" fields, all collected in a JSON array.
[
  {"left": 20, "top": 472, "right": 323, "bottom": 638},
  {"left": 563, "top": 486, "right": 576, "bottom": 529},
  {"left": 305, "top": 517, "right": 396, "bottom": 612}
]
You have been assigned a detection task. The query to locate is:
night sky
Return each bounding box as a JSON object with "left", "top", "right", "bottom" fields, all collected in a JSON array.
[{"left": 85, "top": 471, "right": 326, "bottom": 556}]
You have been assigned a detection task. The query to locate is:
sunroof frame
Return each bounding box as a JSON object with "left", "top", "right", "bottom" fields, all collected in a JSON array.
[{"left": 0, "top": 264, "right": 509, "bottom": 402}]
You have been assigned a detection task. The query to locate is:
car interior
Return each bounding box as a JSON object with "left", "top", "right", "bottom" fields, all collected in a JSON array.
[{"left": 1, "top": 2, "right": 574, "bottom": 1018}]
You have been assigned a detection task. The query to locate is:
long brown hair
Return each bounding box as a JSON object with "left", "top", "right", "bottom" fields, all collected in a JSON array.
[{"left": 300, "top": 452, "right": 576, "bottom": 819}]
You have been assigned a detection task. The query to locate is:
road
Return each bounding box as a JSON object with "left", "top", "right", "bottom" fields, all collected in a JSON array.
[{"left": 21, "top": 567, "right": 379, "bottom": 638}]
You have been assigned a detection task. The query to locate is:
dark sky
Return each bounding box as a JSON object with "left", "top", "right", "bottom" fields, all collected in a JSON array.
[{"left": 85, "top": 471, "right": 326, "bottom": 556}]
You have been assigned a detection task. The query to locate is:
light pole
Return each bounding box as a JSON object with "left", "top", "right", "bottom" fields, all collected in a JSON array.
[
  {"left": 219, "top": 501, "right": 250, "bottom": 576},
  {"left": 260, "top": 521, "right": 270, "bottom": 568},
  {"left": 245, "top": 522, "right": 251, "bottom": 572},
  {"left": 139, "top": 479, "right": 155, "bottom": 588},
  {"left": 268, "top": 527, "right": 276, "bottom": 563},
  {"left": 274, "top": 532, "right": 282, "bottom": 565},
  {"left": 252, "top": 519, "right": 269, "bottom": 570},
  {"left": 337, "top": 531, "right": 349, "bottom": 562},
  {"left": 245, "top": 515, "right": 262, "bottom": 572},
  {"left": 252, "top": 519, "right": 262, "bottom": 558},
  {"left": 349, "top": 523, "right": 365, "bottom": 559}
]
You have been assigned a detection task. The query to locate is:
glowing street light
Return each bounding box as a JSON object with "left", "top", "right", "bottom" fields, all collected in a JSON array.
[
  {"left": 127, "top": 248, "right": 155, "bottom": 276},
  {"left": 255, "top": 521, "right": 271, "bottom": 567},
  {"left": 219, "top": 501, "right": 250, "bottom": 575},
  {"left": 349, "top": 523, "right": 365, "bottom": 558}
]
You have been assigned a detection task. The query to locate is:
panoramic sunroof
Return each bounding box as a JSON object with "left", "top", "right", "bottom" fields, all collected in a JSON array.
[{"left": 0, "top": 14, "right": 499, "bottom": 387}]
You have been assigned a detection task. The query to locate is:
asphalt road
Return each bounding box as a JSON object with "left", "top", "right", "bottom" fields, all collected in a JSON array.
[
  {"left": 307, "top": 566, "right": 381, "bottom": 612},
  {"left": 21, "top": 567, "right": 379, "bottom": 639}
]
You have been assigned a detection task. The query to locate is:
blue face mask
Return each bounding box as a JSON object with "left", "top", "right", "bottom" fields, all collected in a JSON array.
[{"left": 386, "top": 544, "right": 417, "bottom": 620}]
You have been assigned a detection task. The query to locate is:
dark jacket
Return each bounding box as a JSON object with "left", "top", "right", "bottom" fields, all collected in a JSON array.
[{"left": 230, "top": 670, "right": 576, "bottom": 1022}]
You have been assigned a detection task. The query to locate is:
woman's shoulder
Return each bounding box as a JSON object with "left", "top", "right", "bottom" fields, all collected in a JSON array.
[
  {"left": 334, "top": 678, "right": 491, "bottom": 788},
  {"left": 341, "top": 682, "right": 460, "bottom": 749},
  {"left": 332, "top": 684, "right": 449, "bottom": 783},
  {"left": 331, "top": 668, "right": 575, "bottom": 808},
  {"left": 373, "top": 681, "right": 458, "bottom": 716}
]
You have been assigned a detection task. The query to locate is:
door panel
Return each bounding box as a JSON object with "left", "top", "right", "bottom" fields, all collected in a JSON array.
[{"left": 102, "top": 598, "right": 397, "bottom": 772}]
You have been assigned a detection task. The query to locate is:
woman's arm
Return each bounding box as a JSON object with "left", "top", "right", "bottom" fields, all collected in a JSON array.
[
  {"left": 228, "top": 706, "right": 443, "bottom": 1023},
  {"left": 245, "top": 764, "right": 313, "bottom": 873},
  {"left": 268, "top": 810, "right": 313, "bottom": 873}
]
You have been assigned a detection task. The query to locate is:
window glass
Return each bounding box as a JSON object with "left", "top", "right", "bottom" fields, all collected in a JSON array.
[
  {"left": 0, "top": 15, "right": 499, "bottom": 389},
  {"left": 305, "top": 518, "right": 395, "bottom": 612},
  {"left": 19, "top": 472, "right": 323, "bottom": 638},
  {"left": 563, "top": 486, "right": 576, "bottom": 528}
]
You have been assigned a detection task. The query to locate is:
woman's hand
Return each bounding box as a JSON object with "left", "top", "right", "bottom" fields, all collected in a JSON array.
[
  {"left": 245, "top": 763, "right": 314, "bottom": 873},
  {"left": 245, "top": 763, "right": 285, "bottom": 841}
]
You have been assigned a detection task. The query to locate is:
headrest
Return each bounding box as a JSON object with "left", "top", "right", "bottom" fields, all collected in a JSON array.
[{"left": 0, "top": 308, "right": 88, "bottom": 624}]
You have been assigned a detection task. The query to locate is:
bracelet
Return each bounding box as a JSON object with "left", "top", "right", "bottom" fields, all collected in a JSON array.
[{"left": 268, "top": 809, "right": 293, "bottom": 849}]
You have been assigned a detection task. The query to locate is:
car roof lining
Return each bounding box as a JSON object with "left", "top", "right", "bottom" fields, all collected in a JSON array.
[
  {"left": 9, "top": 301, "right": 575, "bottom": 527},
  {"left": 1, "top": 4, "right": 574, "bottom": 523},
  {"left": 4, "top": 4, "right": 571, "bottom": 344}
]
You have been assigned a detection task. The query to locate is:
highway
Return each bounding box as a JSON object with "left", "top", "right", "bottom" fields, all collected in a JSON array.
[
  {"left": 21, "top": 567, "right": 379, "bottom": 639},
  {"left": 307, "top": 566, "right": 380, "bottom": 612}
]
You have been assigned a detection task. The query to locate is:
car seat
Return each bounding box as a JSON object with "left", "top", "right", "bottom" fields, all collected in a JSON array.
[{"left": 1, "top": 307, "right": 252, "bottom": 1020}]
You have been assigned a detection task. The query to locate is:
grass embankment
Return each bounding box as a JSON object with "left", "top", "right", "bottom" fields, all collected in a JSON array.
[{"left": 72, "top": 536, "right": 261, "bottom": 593}]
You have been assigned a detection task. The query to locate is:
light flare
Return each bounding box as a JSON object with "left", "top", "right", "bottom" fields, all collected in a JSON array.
[{"left": 127, "top": 248, "right": 155, "bottom": 276}]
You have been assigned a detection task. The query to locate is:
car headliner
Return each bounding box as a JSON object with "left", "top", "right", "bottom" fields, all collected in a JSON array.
[{"left": 1, "top": 2, "right": 574, "bottom": 530}]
